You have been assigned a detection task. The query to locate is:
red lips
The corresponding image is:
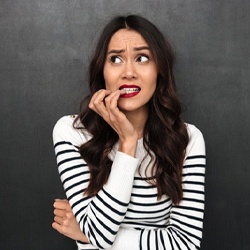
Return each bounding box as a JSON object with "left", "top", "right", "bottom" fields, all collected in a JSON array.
[{"left": 119, "top": 85, "right": 141, "bottom": 98}]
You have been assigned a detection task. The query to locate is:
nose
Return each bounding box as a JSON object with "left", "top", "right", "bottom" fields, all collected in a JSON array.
[{"left": 121, "top": 60, "right": 137, "bottom": 80}]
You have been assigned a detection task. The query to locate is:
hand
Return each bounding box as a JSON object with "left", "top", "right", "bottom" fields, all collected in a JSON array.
[
  {"left": 52, "top": 199, "right": 88, "bottom": 243},
  {"left": 89, "top": 89, "right": 138, "bottom": 156}
]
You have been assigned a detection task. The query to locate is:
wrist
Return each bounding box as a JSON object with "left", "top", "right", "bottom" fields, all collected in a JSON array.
[
  {"left": 77, "top": 232, "right": 88, "bottom": 243},
  {"left": 118, "top": 137, "right": 138, "bottom": 157}
]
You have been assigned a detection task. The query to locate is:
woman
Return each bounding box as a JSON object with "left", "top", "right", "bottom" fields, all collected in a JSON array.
[{"left": 52, "top": 15, "right": 206, "bottom": 250}]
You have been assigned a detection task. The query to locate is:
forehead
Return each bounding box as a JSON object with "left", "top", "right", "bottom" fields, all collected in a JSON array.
[{"left": 108, "top": 29, "right": 148, "bottom": 48}]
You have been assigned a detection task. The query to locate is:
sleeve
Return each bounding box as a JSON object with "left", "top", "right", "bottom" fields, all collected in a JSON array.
[
  {"left": 52, "top": 116, "right": 140, "bottom": 249},
  {"left": 138, "top": 125, "right": 206, "bottom": 250}
]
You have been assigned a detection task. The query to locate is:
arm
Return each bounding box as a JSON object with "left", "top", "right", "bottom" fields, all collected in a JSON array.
[
  {"left": 53, "top": 120, "right": 205, "bottom": 249},
  {"left": 138, "top": 125, "right": 206, "bottom": 249},
  {"left": 103, "top": 125, "right": 206, "bottom": 250},
  {"left": 53, "top": 115, "right": 139, "bottom": 249}
]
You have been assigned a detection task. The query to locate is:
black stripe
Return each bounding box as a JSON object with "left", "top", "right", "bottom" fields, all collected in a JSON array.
[
  {"left": 155, "top": 230, "right": 159, "bottom": 250},
  {"left": 171, "top": 210, "right": 203, "bottom": 222},
  {"left": 129, "top": 198, "right": 170, "bottom": 207},
  {"left": 174, "top": 229, "right": 193, "bottom": 250},
  {"left": 70, "top": 193, "right": 89, "bottom": 208},
  {"left": 68, "top": 189, "right": 86, "bottom": 201},
  {"left": 91, "top": 201, "right": 121, "bottom": 226},
  {"left": 160, "top": 230, "right": 167, "bottom": 250},
  {"left": 134, "top": 176, "right": 156, "bottom": 181},
  {"left": 62, "top": 172, "right": 87, "bottom": 185},
  {"left": 172, "top": 226, "right": 199, "bottom": 249},
  {"left": 75, "top": 203, "right": 87, "bottom": 218},
  {"left": 80, "top": 213, "right": 87, "bottom": 228},
  {"left": 182, "top": 181, "right": 205, "bottom": 185},
  {"left": 170, "top": 224, "right": 202, "bottom": 242},
  {"left": 169, "top": 227, "right": 182, "bottom": 250},
  {"left": 54, "top": 141, "right": 74, "bottom": 148},
  {"left": 181, "top": 197, "right": 205, "bottom": 204},
  {"left": 56, "top": 149, "right": 78, "bottom": 157},
  {"left": 183, "top": 164, "right": 205, "bottom": 168},
  {"left": 186, "top": 155, "right": 206, "bottom": 160},
  {"left": 133, "top": 185, "right": 156, "bottom": 189},
  {"left": 139, "top": 229, "right": 144, "bottom": 250},
  {"left": 171, "top": 217, "right": 202, "bottom": 232},
  {"left": 147, "top": 230, "right": 151, "bottom": 249},
  {"left": 87, "top": 220, "right": 103, "bottom": 249},
  {"left": 125, "top": 212, "right": 170, "bottom": 222},
  {"left": 182, "top": 172, "right": 205, "bottom": 178},
  {"left": 131, "top": 193, "right": 158, "bottom": 198},
  {"left": 127, "top": 205, "right": 168, "bottom": 214},
  {"left": 59, "top": 164, "right": 88, "bottom": 176},
  {"left": 172, "top": 205, "right": 204, "bottom": 213},
  {"left": 102, "top": 188, "right": 128, "bottom": 206},
  {"left": 122, "top": 221, "right": 166, "bottom": 228},
  {"left": 90, "top": 205, "right": 116, "bottom": 235},
  {"left": 65, "top": 179, "right": 88, "bottom": 193},
  {"left": 96, "top": 193, "right": 127, "bottom": 216},
  {"left": 57, "top": 156, "right": 83, "bottom": 167},
  {"left": 75, "top": 205, "right": 87, "bottom": 218},
  {"left": 183, "top": 189, "right": 205, "bottom": 195}
]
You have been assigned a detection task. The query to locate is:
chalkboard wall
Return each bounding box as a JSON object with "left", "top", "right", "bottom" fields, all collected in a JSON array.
[{"left": 1, "top": 0, "right": 249, "bottom": 249}]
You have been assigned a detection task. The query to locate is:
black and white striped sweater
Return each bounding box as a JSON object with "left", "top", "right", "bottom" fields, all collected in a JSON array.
[{"left": 53, "top": 115, "right": 206, "bottom": 250}]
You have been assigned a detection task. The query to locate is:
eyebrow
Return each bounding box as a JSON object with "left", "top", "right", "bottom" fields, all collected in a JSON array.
[{"left": 107, "top": 46, "right": 150, "bottom": 54}]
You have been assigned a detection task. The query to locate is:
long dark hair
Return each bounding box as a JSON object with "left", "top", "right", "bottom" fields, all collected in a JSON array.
[{"left": 74, "top": 15, "right": 189, "bottom": 204}]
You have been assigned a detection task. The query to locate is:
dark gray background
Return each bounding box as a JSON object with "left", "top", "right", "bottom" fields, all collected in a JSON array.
[{"left": 1, "top": 0, "right": 249, "bottom": 249}]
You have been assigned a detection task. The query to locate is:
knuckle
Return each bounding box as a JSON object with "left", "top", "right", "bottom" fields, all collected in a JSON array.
[
  {"left": 93, "top": 100, "right": 98, "bottom": 105},
  {"left": 60, "top": 226, "right": 66, "bottom": 234},
  {"left": 109, "top": 104, "right": 116, "bottom": 110},
  {"left": 109, "top": 116, "right": 116, "bottom": 122},
  {"left": 88, "top": 102, "right": 94, "bottom": 109},
  {"left": 105, "top": 95, "right": 111, "bottom": 102},
  {"left": 66, "top": 211, "right": 73, "bottom": 219}
]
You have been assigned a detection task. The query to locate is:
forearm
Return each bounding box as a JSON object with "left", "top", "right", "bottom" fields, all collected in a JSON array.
[
  {"left": 53, "top": 118, "right": 139, "bottom": 248},
  {"left": 78, "top": 152, "right": 139, "bottom": 248}
]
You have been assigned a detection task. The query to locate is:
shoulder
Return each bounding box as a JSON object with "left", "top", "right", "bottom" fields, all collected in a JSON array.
[
  {"left": 52, "top": 115, "right": 92, "bottom": 146},
  {"left": 185, "top": 123, "right": 206, "bottom": 158},
  {"left": 186, "top": 123, "right": 203, "bottom": 140}
]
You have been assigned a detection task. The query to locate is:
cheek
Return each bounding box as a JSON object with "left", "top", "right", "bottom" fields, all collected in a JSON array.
[
  {"left": 150, "top": 73, "right": 158, "bottom": 89},
  {"left": 148, "top": 74, "right": 157, "bottom": 96},
  {"left": 103, "top": 65, "right": 110, "bottom": 90},
  {"left": 103, "top": 66, "right": 118, "bottom": 91}
]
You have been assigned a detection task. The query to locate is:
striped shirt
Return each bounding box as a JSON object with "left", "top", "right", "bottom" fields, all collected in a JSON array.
[{"left": 53, "top": 115, "right": 206, "bottom": 250}]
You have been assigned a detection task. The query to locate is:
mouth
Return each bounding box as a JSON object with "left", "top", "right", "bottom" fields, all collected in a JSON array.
[{"left": 119, "top": 85, "right": 141, "bottom": 98}]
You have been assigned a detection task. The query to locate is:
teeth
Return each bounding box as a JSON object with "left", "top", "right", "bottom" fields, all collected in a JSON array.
[{"left": 121, "top": 88, "right": 140, "bottom": 94}]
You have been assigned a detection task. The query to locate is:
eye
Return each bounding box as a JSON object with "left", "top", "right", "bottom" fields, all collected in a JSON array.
[
  {"left": 110, "top": 56, "right": 122, "bottom": 64},
  {"left": 137, "top": 55, "right": 149, "bottom": 63}
]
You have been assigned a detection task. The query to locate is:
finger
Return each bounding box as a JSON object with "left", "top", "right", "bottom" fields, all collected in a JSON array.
[
  {"left": 54, "top": 199, "right": 70, "bottom": 207},
  {"left": 52, "top": 221, "right": 65, "bottom": 234},
  {"left": 104, "top": 90, "right": 119, "bottom": 109},
  {"left": 54, "top": 199, "right": 68, "bottom": 203},
  {"left": 54, "top": 215, "right": 64, "bottom": 225},
  {"left": 54, "top": 208, "right": 66, "bottom": 217},
  {"left": 89, "top": 89, "right": 111, "bottom": 115},
  {"left": 53, "top": 200, "right": 71, "bottom": 210},
  {"left": 105, "top": 90, "right": 126, "bottom": 120}
]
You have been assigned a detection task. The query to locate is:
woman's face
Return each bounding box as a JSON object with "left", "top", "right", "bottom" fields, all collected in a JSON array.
[{"left": 103, "top": 28, "right": 158, "bottom": 113}]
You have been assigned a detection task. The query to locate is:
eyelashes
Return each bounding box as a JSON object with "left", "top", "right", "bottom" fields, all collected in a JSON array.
[
  {"left": 137, "top": 55, "right": 149, "bottom": 63},
  {"left": 109, "top": 54, "right": 150, "bottom": 64},
  {"left": 110, "top": 56, "right": 122, "bottom": 64}
]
